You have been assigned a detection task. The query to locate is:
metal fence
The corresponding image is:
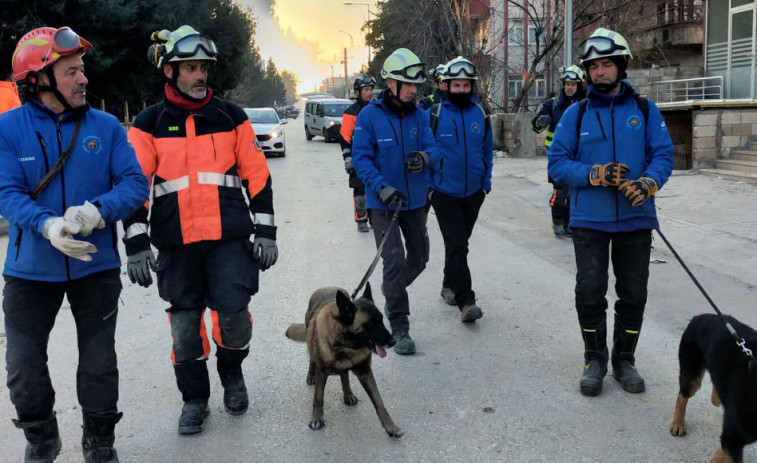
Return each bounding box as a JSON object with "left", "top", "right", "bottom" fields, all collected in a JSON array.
[{"left": 650, "top": 76, "right": 723, "bottom": 103}]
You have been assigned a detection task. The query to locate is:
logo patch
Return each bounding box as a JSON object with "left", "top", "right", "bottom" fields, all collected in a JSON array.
[
  {"left": 410, "top": 127, "right": 418, "bottom": 139},
  {"left": 471, "top": 123, "right": 481, "bottom": 133},
  {"left": 82, "top": 136, "right": 102, "bottom": 154},
  {"left": 627, "top": 116, "right": 642, "bottom": 130}
]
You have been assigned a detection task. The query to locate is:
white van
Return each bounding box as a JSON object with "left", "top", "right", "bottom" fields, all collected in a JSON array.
[{"left": 304, "top": 98, "right": 352, "bottom": 142}]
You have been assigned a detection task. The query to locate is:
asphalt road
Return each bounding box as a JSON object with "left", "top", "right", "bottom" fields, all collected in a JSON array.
[{"left": 1, "top": 113, "right": 756, "bottom": 462}]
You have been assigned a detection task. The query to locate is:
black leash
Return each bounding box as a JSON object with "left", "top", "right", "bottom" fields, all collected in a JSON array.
[
  {"left": 351, "top": 202, "right": 402, "bottom": 300},
  {"left": 639, "top": 202, "right": 754, "bottom": 361}
]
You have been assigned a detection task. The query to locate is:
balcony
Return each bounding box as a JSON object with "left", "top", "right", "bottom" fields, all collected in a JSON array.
[{"left": 637, "top": 1, "right": 704, "bottom": 51}]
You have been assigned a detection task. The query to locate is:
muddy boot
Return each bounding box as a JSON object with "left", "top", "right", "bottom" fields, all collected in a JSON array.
[
  {"left": 611, "top": 326, "right": 646, "bottom": 393},
  {"left": 552, "top": 218, "right": 567, "bottom": 237},
  {"left": 579, "top": 324, "right": 608, "bottom": 396},
  {"left": 82, "top": 412, "right": 123, "bottom": 463},
  {"left": 460, "top": 304, "right": 483, "bottom": 323},
  {"left": 178, "top": 399, "right": 210, "bottom": 435},
  {"left": 357, "top": 221, "right": 370, "bottom": 233},
  {"left": 392, "top": 329, "right": 416, "bottom": 355},
  {"left": 13, "top": 413, "right": 62, "bottom": 463},
  {"left": 440, "top": 287, "right": 456, "bottom": 306},
  {"left": 221, "top": 369, "right": 249, "bottom": 416}
]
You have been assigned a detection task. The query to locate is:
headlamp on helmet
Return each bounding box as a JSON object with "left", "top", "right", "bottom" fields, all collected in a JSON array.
[{"left": 147, "top": 25, "right": 218, "bottom": 69}]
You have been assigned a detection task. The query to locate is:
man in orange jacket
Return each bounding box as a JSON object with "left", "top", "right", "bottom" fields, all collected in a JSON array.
[{"left": 123, "top": 25, "right": 277, "bottom": 435}]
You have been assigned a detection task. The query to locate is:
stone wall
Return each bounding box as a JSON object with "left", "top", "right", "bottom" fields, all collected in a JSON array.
[
  {"left": 692, "top": 108, "right": 757, "bottom": 168},
  {"left": 491, "top": 112, "right": 538, "bottom": 158}
]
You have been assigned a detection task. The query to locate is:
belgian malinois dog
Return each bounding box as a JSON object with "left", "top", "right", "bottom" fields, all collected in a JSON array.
[
  {"left": 670, "top": 314, "right": 757, "bottom": 463},
  {"left": 285, "top": 283, "right": 403, "bottom": 437}
]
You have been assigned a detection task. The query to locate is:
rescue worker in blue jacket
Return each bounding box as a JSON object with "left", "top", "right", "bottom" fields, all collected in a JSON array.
[
  {"left": 531, "top": 65, "right": 586, "bottom": 237},
  {"left": 352, "top": 48, "right": 439, "bottom": 355},
  {"left": 0, "top": 27, "right": 149, "bottom": 462},
  {"left": 427, "top": 56, "right": 493, "bottom": 323},
  {"left": 547, "top": 28, "right": 674, "bottom": 397},
  {"left": 418, "top": 64, "right": 447, "bottom": 110}
]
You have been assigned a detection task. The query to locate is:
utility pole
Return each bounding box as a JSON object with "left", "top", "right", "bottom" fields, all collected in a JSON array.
[
  {"left": 344, "top": 48, "right": 349, "bottom": 99},
  {"left": 564, "top": 0, "right": 573, "bottom": 68}
]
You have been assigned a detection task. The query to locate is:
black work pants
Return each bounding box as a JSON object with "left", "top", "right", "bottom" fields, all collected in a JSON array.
[
  {"left": 430, "top": 189, "right": 485, "bottom": 308},
  {"left": 572, "top": 228, "right": 652, "bottom": 351},
  {"left": 156, "top": 239, "right": 258, "bottom": 401},
  {"left": 368, "top": 207, "right": 429, "bottom": 333},
  {"left": 549, "top": 185, "right": 570, "bottom": 222},
  {"left": 4, "top": 269, "right": 122, "bottom": 422}
]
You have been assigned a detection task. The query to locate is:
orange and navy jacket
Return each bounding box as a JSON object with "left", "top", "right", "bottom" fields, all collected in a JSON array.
[
  {"left": 338, "top": 100, "right": 369, "bottom": 160},
  {"left": 123, "top": 97, "right": 274, "bottom": 253}
]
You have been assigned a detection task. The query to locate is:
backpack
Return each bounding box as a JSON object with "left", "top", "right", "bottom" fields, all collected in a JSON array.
[
  {"left": 430, "top": 102, "right": 490, "bottom": 139},
  {"left": 575, "top": 95, "right": 649, "bottom": 147}
]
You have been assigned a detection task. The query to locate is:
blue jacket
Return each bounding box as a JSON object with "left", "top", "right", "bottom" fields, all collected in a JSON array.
[
  {"left": 352, "top": 90, "right": 439, "bottom": 211},
  {"left": 547, "top": 82, "right": 674, "bottom": 230},
  {"left": 429, "top": 97, "right": 493, "bottom": 197},
  {"left": 0, "top": 100, "right": 149, "bottom": 281}
]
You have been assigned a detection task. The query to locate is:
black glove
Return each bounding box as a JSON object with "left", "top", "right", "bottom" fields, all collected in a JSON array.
[
  {"left": 405, "top": 151, "right": 429, "bottom": 174},
  {"left": 379, "top": 186, "right": 406, "bottom": 209},
  {"left": 344, "top": 156, "right": 354, "bottom": 174},
  {"left": 253, "top": 224, "right": 278, "bottom": 271},
  {"left": 536, "top": 114, "right": 551, "bottom": 129},
  {"left": 127, "top": 249, "right": 156, "bottom": 287},
  {"left": 589, "top": 162, "right": 630, "bottom": 187}
]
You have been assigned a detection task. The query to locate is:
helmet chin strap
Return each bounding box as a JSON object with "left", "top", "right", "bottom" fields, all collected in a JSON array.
[{"left": 38, "top": 68, "right": 75, "bottom": 112}]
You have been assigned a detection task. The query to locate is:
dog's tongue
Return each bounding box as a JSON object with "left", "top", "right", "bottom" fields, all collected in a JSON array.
[{"left": 374, "top": 345, "right": 387, "bottom": 358}]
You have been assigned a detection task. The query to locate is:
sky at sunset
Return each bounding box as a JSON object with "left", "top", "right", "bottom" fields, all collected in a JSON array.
[{"left": 236, "top": 0, "right": 374, "bottom": 96}]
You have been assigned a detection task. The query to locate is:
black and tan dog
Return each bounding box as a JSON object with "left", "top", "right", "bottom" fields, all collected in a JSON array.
[
  {"left": 670, "top": 313, "right": 757, "bottom": 462},
  {"left": 285, "top": 283, "right": 403, "bottom": 437}
]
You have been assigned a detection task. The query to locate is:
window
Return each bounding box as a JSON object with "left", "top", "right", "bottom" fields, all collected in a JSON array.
[
  {"left": 509, "top": 20, "right": 524, "bottom": 44},
  {"left": 529, "top": 24, "right": 546, "bottom": 47},
  {"left": 508, "top": 76, "right": 546, "bottom": 100}
]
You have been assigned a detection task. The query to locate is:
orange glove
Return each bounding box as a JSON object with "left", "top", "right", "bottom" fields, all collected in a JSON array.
[
  {"left": 589, "top": 162, "right": 630, "bottom": 187},
  {"left": 619, "top": 177, "right": 659, "bottom": 207}
]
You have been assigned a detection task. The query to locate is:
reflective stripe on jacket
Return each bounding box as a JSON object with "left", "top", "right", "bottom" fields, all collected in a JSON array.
[
  {"left": 339, "top": 100, "right": 368, "bottom": 158},
  {"left": 125, "top": 97, "right": 273, "bottom": 250},
  {"left": 0, "top": 100, "right": 149, "bottom": 281}
]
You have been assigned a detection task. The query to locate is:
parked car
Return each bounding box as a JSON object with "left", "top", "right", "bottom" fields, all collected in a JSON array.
[
  {"left": 303, "top": 98, "right": 351, "bottom": 142},
  {"left": 284, "top": 105, "right": 299, "bottom": 119},
  {"left": 244, "top": 107, "right": 287, "bottom": 157}
]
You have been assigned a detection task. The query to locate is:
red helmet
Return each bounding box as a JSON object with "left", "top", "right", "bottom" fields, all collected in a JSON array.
[{"left": 12, "top": 27, "right": 92, "bottom": 83}]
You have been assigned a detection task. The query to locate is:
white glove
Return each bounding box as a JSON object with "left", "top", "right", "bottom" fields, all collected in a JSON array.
[
  {"left": 42, "top": 217, "right": 98, "bottom": 262},
  {"left": 64, "top": 201, "right": 105, "bottom": 237}
]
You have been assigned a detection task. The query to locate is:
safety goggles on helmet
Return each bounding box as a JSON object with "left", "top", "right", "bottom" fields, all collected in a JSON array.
[
  {"left": 388, "top": 63, "right": 426, "bottom": 81},
  {"left": 577, "top": 36, "right": 628, "bottom": 61},
  {"left": 561, "top": 70, "right": 582, "bottom": 82},
  {"left": 52, "top": 27, "right": 90, "bottom": 54},
  {"left": 354, "top": 75, "right": 376, "bottom": 90},
  {"left": 445, "top": 60, "right": 477, "bottom": 79},
  {"left": 170, "top": 34, "right": 218, "bottom": 60}
]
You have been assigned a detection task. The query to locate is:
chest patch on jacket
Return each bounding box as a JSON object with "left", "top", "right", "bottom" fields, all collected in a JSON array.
[
  {"left": 82, "top": 136, "right": 103, "bottom": 154},
  {"left": 471, "top": 122, "right": 481, "bottom": 133},
  {"left": 410, "top": 127, "right": 418, "bottom": 139},
  {"left": 626, "top": 116, "right": 642, "bottom": 130}
]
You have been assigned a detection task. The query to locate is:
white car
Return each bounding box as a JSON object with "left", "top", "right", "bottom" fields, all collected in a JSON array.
[{"left": 244, "top": 107, "right": 287, "bottom": 157}]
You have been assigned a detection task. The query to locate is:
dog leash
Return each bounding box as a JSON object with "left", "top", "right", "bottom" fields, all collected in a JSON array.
[
  {"left": 639, "top": 202, "right": 754, "bottom": 361},
  {"left": 350, "top": 202, "right": 402, "bottom": 300}
]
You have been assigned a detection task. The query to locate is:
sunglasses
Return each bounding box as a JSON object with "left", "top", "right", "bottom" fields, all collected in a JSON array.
[
  {"left": 577, "top": 36, "right": 627, "bottom": 60},
  {"left": 172, "top": 34, "right": 218, "bottom": 59},
  {"left": 390, "top": 63, "right": 426, "bottom": 81},
  {"left": 445, "top": 61, "right": 477, "bottom": 78}
]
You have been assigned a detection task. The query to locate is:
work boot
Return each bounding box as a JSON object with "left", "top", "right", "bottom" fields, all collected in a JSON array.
[
  {"left": 612, "top": 360, "right": 646, "bottom": 393},
  {"left": 178, "top": 399, "right": 210, "bottom": 435},
  {"left": 357, "top": 221, "right": 370, "bottom": 233},
  {"left": 221, "top": 370, "right": 249, "bottom": 416},
  {"left": 460, "top": 304, "right": 483, "bottom": 323},
  {"left": 580, "top": 359, "right": 608, "bottom": 397},
  {"left": 552, "top": 219, "right": 567, "bottom": 237},
  {"left": 611, "top": 325, "right": 646, "bottom": 393},
  {"left": 13, "top": 413, "right": 62, "bottom": 463},
  {"left": 82, "top": 412, "right": 123, "bottom": 463},
  {"left": 393, "top": 330, "right": 416, "bottom": 355},
  {"left": 440, "top": 287, "right": 456, "bottom": 306},
  {"left": 563, "top": 223, "right": 572, "bottom": 238}
]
